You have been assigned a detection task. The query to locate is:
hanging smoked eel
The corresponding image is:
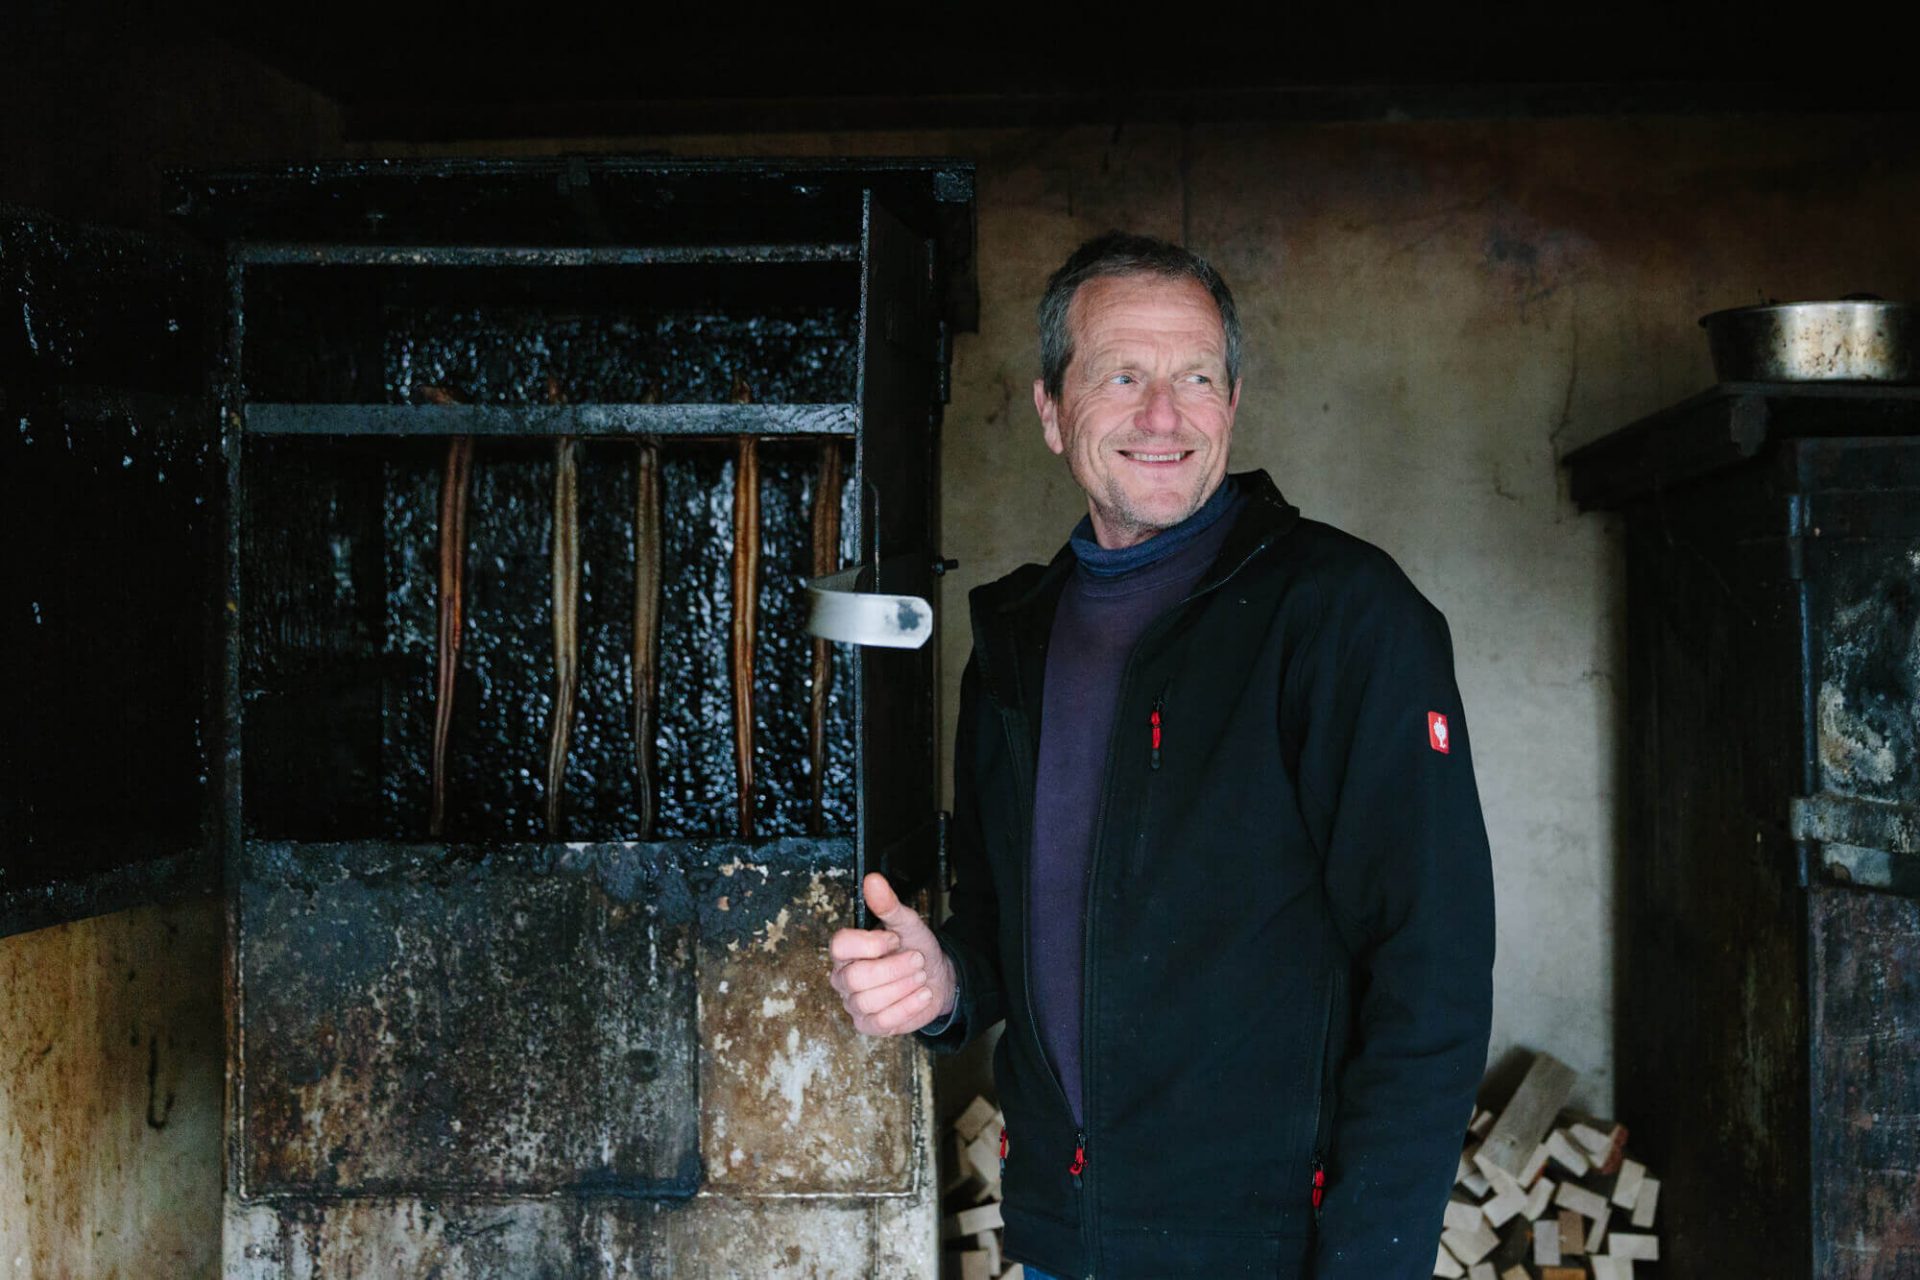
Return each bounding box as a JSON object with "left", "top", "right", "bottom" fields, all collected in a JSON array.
[
  {"left": 729, "top": 375, "right": 760, "bottom": 839},
  {"left": 631, "top": 385, "right": 663, "bottom": 839},
  {"left": 545, "top": 377, "right": 581, "bottom": 837},
  {"left": 421, "top": 385, "right": 473, "bottom": 840},
  {"left": 807, "top": 440, "right": 844, "bottom": 834}
]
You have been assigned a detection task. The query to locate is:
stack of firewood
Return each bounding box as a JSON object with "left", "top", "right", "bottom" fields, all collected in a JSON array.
[
  {"left": 940, "top": 1096, "right": 1022, "bottom": 1280},
  {"left": 1435, "top": 1052, "right": 1662, "bottom": 1279}
]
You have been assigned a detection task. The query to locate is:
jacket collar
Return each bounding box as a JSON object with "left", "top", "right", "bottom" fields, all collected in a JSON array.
[
  {"left": 966, "top": 469, "right": 1300, "bottom": 708},
  {"left": 973, "top": 469, "right": 1298, "bottom": 619}
]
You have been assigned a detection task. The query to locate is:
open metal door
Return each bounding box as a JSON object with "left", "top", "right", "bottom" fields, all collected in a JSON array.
[
  {"left": 853, "top": 192, "right": 944, "bottom": 903},
  {"left": 0, "top": 206, "right": 221, "bottom": 937}
]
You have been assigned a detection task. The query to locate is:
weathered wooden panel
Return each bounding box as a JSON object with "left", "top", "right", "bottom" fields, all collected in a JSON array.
[
  {"left": 1614, "top": 486, "right": 1812, "bottom": 1274},
  {"left": 1811, "top": 886, "right": 1920, "bottom": 1280},
  {"left": 238, "top": 840, "right": 699, "bottom": 1196},
  {"left": 693, "top": 843, "right": 918, "bottom": 1193}
]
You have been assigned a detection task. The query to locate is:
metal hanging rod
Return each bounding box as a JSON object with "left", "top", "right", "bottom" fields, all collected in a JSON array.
[
  {"left": 231, "top": 242, "right": 859, "bottom": 267},
  {"left": 243, "top": 402, "right": 858, "bottom": 437}
]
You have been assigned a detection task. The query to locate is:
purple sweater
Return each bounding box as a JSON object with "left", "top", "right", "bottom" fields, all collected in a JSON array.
[{"left": 1030, "top": 479, "right": 1243, "bottom": 1124}]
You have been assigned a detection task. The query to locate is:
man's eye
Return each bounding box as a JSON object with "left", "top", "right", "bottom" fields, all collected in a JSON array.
[
  {"left": 1111, "top": 374, "right": 1135, "bottom": 385},
  {"left": 1187, "top": 374, "right": 1211, "bottom": 385}
]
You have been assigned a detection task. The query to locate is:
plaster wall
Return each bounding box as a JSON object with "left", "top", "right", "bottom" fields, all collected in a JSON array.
[{"left": 933, "top": 113, "right": 1920, "bottom": 1115}]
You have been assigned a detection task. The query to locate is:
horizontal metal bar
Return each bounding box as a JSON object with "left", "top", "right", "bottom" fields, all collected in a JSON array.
[
  {"left": 231, "top": 242, "right": 858, "bottom": 267},
  {"left": 244, "top": 401, "right": 857, "bottom": 438},
  {"left": 240, "top": 835, "right": 852, "bottom": 886}
]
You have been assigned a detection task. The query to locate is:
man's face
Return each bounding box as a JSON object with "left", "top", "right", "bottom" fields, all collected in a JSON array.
[{"left": 1035, "top": 273, "right": 1240, "bottom": 549}]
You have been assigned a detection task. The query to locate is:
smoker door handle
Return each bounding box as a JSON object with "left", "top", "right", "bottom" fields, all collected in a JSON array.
[
  {"left": 1790, "top": 793, "right": 1920, "bottom": 895},
  {"left": 805, "top": 560, "right": 934, "bottom": 650}
]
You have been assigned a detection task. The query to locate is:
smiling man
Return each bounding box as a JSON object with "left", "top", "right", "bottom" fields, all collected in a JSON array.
[{"left": 828, "top": 232, "right": 1495, "bottom": 1279}]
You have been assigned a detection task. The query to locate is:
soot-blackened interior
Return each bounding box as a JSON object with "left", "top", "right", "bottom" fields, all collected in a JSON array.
[
  {"left": 242, "top": 435, "right": 857, "bottom": 842},
  {"left": 240, "top": 268, "right": 860, "bottom": 842},
  {"left": 243, "top": 263, "right": 860, "bottom": 404}
]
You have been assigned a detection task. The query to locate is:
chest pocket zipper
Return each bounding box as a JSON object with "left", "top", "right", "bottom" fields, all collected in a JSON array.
[{"left": 1130, "top": 682, "right": 1173, "bottom": 879}]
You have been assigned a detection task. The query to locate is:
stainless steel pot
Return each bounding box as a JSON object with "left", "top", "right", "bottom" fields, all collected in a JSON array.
[{"left": 1699, "top": 299, "right": 1915, "bottom": 384}]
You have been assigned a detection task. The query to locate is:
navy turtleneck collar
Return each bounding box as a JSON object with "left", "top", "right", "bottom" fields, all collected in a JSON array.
[{"left": 1068, "top": 476, "right": 1241, "bottom": 578}]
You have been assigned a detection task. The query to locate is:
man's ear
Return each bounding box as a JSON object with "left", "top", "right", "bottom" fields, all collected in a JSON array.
[
  {"left": 1228, "top": 377, "right": 1242, "bottom": 416},
  {"left": 1035, "top": 378, "right": 1064, "bottom": 456}
]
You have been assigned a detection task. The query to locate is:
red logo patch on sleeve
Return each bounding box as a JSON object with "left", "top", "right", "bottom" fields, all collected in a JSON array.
[{"left": 1428, "top": 712, "right": 1451, "bottom": 754}]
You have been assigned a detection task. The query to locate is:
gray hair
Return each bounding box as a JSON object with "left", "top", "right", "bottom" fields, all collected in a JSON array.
[{"left": 1037, "top": 232, "right": 1242, "bottom": 400}]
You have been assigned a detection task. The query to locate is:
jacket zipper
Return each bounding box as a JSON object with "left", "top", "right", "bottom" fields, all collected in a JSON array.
[
  {"left": 1004, "top": 707, "right": 1096, "bottom": 1271},
  {"left": 1001, "top": 521, "right": 1282, "bottom": 1275},
  {"left": 1000, "top": 709, "right": 1080, "bottom": 1138},
  {"left": 1310, "top": 968, "right": 1338, "bottom": 1222},
  {"left": 1148, "top": 694, "right": 1164, "bottom": 770},
  {"left": 1075, "top": 655, "right": 1180, "bottom": 1271}
]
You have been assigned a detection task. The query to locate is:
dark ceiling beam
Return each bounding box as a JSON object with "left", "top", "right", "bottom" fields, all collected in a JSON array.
[{"left": 343, "top": 81, "right": 1920, "bottom": 144}]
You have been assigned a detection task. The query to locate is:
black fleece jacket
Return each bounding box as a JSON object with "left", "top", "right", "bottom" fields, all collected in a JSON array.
[{"left": 920, "top": 470, "right": 1495, "bottom": 1278}]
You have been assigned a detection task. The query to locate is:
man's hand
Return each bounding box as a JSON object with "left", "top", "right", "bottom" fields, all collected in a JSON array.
[{"left": 828, "top": 873, "right": 957, "bottom": 1037}]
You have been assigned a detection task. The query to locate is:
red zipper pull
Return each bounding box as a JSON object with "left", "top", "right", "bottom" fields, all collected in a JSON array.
[
  {"left": 1068, "top": 1131, "right": 1087, "bottom": 1178},
  {"left": 1311, "top": 1156, "right": 1327, "bottom": 1210},
  {"left": 1149, "top": 702, "right": 1163, "bottom": 770}
]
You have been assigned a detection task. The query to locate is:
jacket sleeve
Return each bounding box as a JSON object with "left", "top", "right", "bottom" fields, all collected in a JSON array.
[
  {"left": 1289, "top": 557, "right": 1496, "bottom": 1278},
  {"left": 916, "top": 653, "right": 1007, "bottom": 1052}
]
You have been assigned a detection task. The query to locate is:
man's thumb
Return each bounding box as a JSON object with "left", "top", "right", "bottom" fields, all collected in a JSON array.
[{"left": 862, "top": 872, "right": 915, "bottom": 929}]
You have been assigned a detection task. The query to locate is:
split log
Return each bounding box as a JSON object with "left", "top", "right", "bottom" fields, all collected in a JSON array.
[
  {"left": 1475, "top": 1053, "right": 1576, "bottom": 1185},
  {"left": 1630, "top": 1176, "right": 1661, "bottom": 1229},
  {"left": 1441, "top": 1217, "right": 1499, "bottom": 1267},
  {"left": 1553, "top": 1181, "right": 1609, "bottom": 1222},
  {"left": 1545, "top": 1129, "right": 1591, "bottom": 1178},
  {"left": 1608, "top": 1231, "right": 1659, "bottom": 1260},
  {"left": 953, "top": 1096, "right": 998, "bottom": 1145},
  {"left": 1610, "top": 1157, "right": 1647, "bottom": 1211},
  {"left": 1532, "top": 1217, "right": 1560, "bottom": 1266},
  {"left": 1556, "top": 1207, "right": 1586, "bottom": 1256}
]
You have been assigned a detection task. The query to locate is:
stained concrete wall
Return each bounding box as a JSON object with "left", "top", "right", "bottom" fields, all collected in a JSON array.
[
  {"left": 382, "top": 113, "right": 1920, "bottom": 1119},
  {"left": 0, "top": 899, "right": 224, "bottom": 1277}
]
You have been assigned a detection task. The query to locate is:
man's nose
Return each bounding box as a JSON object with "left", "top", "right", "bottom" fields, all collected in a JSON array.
[{"left": 1136, "top": 380, "right": 1180, "bottom": 431}]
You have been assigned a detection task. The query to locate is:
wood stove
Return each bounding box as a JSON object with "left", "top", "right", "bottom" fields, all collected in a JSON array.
[{"left": 1568, "top": 382, "right": 1920, "bottom": 1280}]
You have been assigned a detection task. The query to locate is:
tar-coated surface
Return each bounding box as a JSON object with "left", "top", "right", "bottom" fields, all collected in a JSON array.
[
  {"left": 1, "top": 210, "right": 221, "bottom": 926},
  {"left": 240, "top": 437, "right": 857, "bottom": 842}
]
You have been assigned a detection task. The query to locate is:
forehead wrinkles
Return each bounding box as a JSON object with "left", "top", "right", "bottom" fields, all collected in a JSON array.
[{"left": 1069, "top": 283, "right": 1226, "bottom": 369}]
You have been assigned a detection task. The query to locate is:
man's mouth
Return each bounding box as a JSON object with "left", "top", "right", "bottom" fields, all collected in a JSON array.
[{"left": 1118, "top": 449, "right": 1193, "bottom": 464}]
